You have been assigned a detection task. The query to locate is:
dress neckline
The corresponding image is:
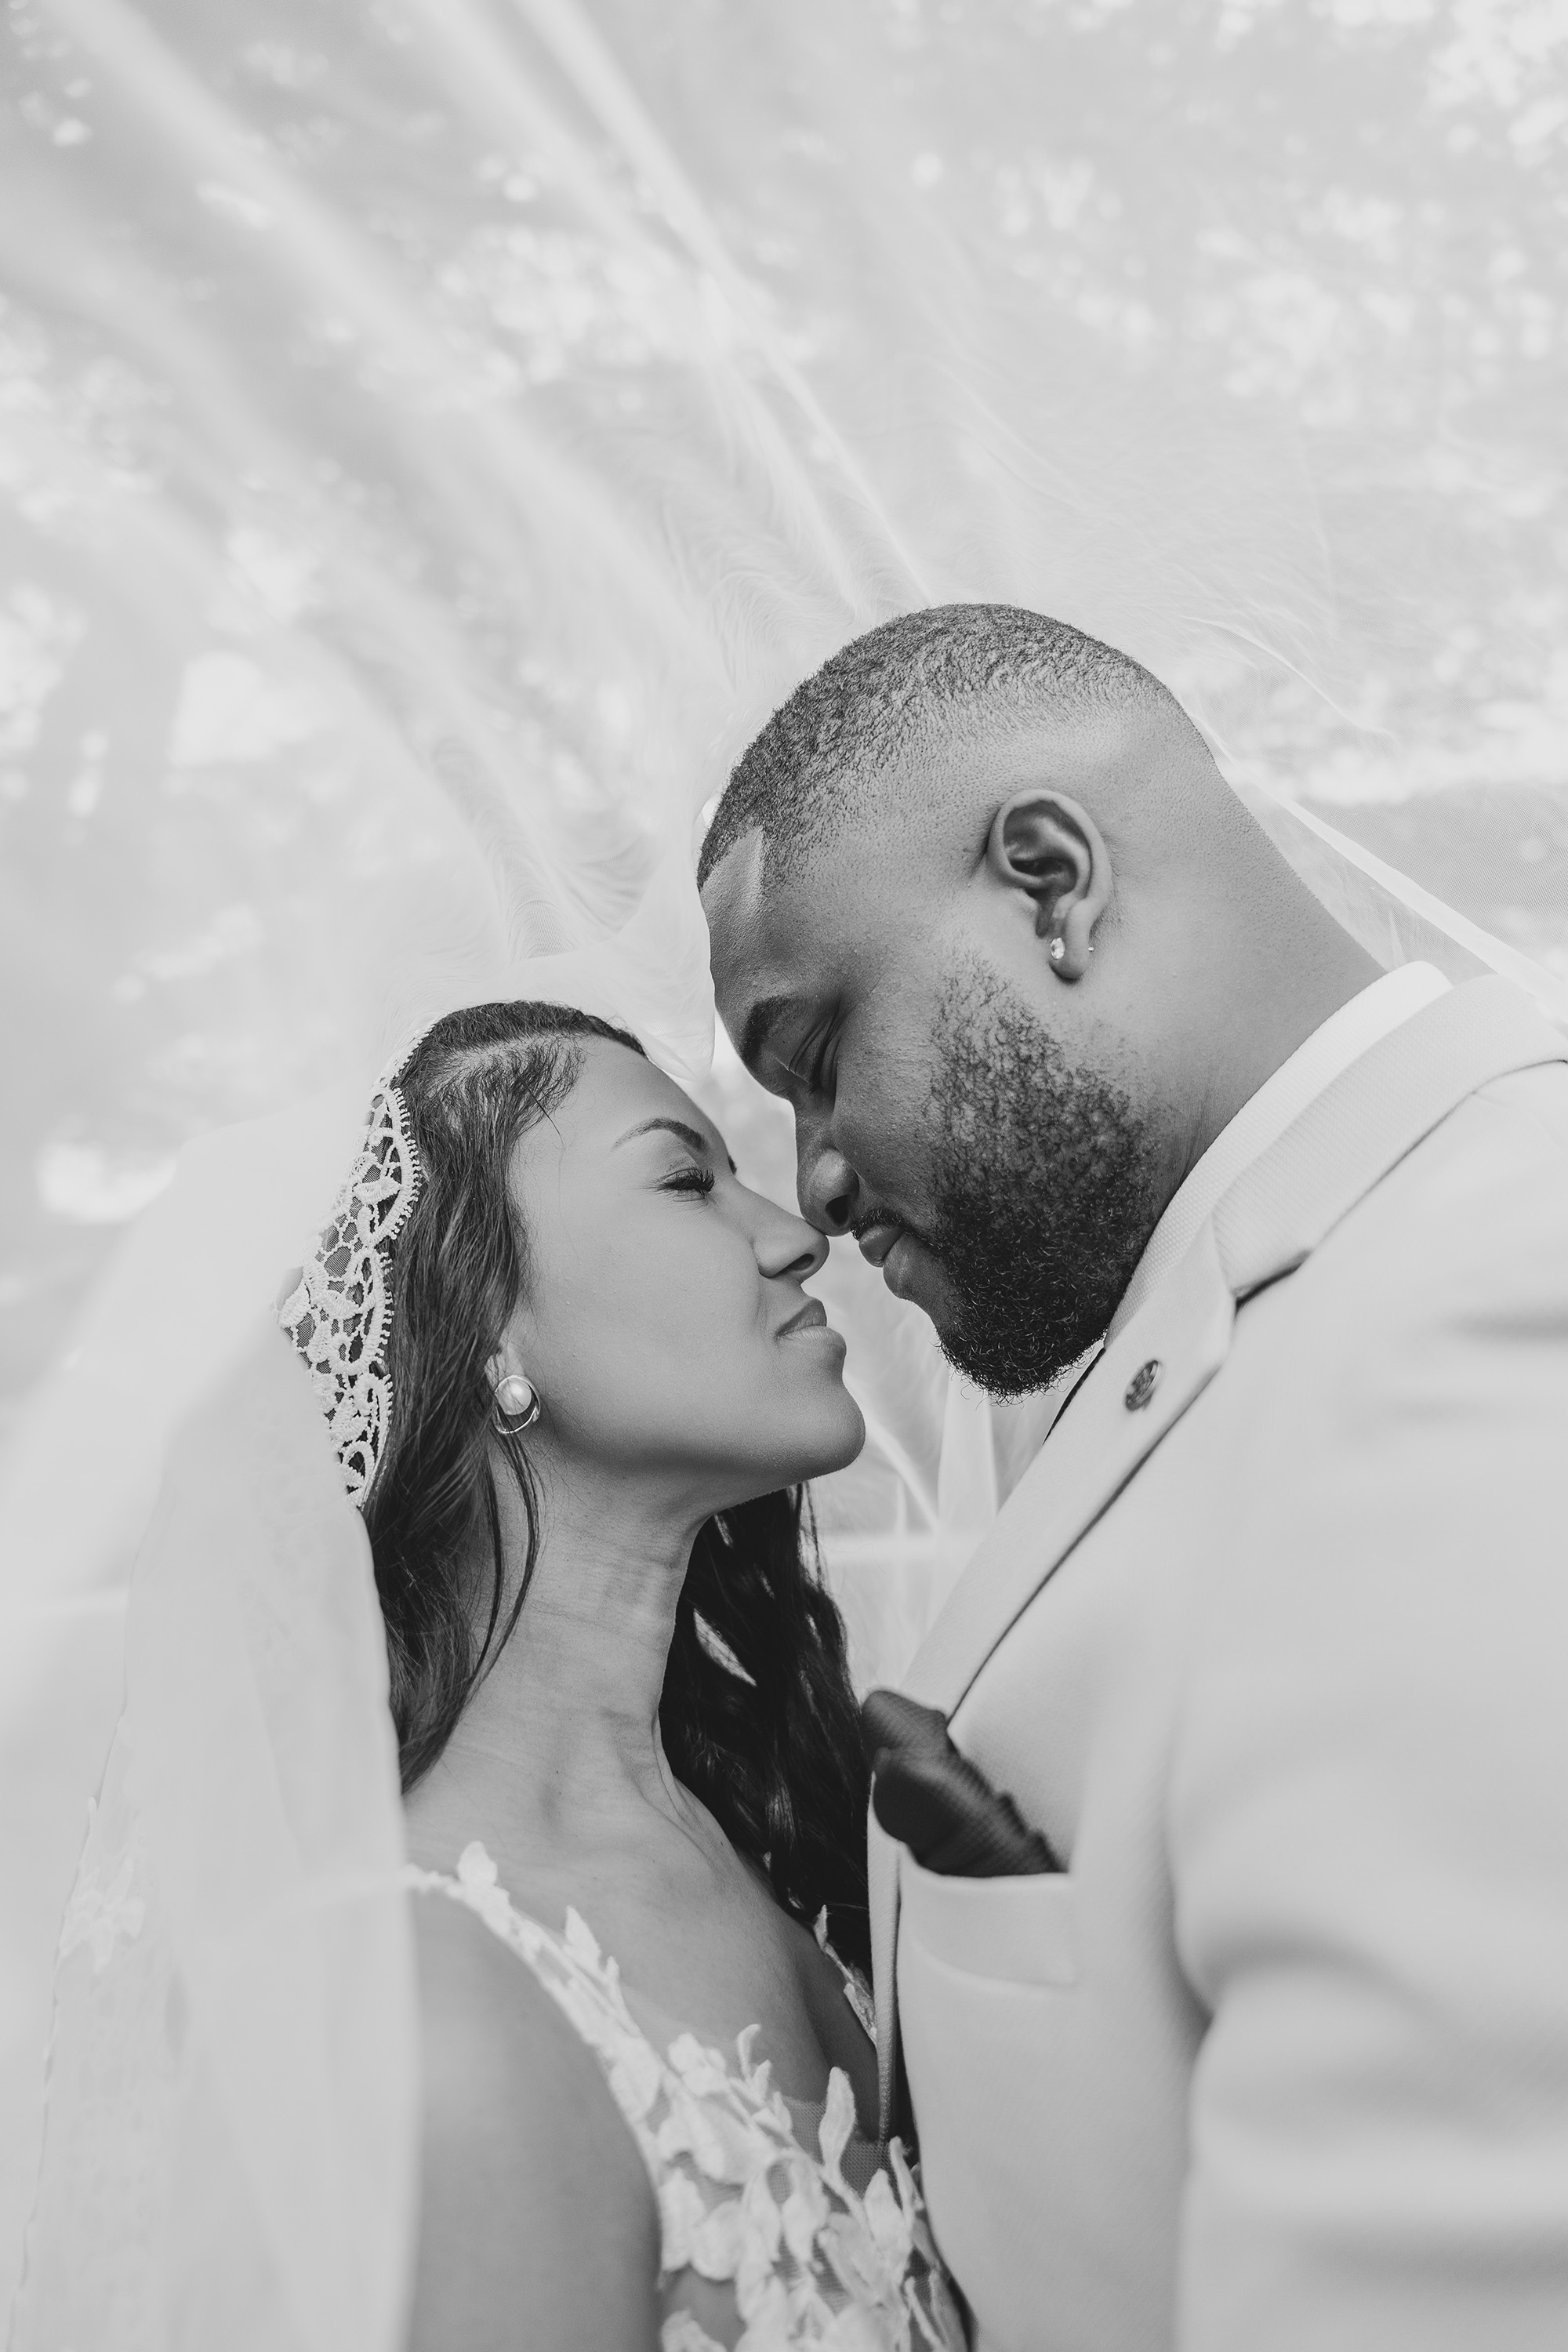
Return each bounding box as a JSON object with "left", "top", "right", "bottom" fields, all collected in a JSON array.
[
  {"left": 419, "top": 1839, "right": 880, "bottom": 2140},
  {"left": 405, "top": 1838, "right": 965, "bottom": 2345}
]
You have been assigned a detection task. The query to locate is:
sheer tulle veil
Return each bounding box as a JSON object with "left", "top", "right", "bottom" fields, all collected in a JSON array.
[{"left": 4, "top": 2, "right": 1566, "bottom": 2340}]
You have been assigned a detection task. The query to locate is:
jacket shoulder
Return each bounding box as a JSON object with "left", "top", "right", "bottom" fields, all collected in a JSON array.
[{"left": 1292, "top": 1053, "right": 1568, "bottom": 1318}]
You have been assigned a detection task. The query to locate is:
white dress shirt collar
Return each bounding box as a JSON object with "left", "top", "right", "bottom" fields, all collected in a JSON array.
[{"left": 1106, "top": 961, "right": 1452, "bottom": 1340}]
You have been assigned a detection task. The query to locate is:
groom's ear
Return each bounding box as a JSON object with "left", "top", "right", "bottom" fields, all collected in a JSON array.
[{"left": 982, "top": 789, "right": 1112, "bottom": 982}]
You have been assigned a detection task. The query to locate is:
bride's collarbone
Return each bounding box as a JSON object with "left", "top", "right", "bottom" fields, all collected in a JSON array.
[{"left": 502, "top": 1826, "right": 877, "bottom": 2124}]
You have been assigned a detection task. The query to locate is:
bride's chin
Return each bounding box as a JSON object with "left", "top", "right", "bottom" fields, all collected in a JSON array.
[
  {"left": 746, "top": 1406, "right": 864, "bottom": 1494},
  {"left": 804, "top": 1395, "right": 867, "bottom": 1478}
]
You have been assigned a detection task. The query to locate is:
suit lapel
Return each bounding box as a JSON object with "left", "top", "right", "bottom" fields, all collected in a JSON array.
[
  {"left": 867, "top": 1805, "right": 903, "bottom": 2133},
  {"left": 868, "top": 1229, "right": 1236, "bottom": 2131},
  {"left": 904, "top": 1221, "right": 1236, "bottom": 1720},
  {"left": 869, "top": 976, "right": 1567, "bottom": 2132}
]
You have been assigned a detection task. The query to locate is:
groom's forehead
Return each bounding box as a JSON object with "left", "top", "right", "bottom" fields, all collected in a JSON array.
[
  {"left": 706, "top": 820, "right": 902, "bottom": 965},
  {"left": 706, "top": 833, "right": 819, "bottom": 1011},
  {"left": 705, "top": 826, "right": 932, "bottom": 1076}
]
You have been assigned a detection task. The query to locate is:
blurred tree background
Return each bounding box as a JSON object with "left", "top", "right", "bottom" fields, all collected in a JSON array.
[{"left": 2, "top": 0, "right": 1565, "bottom": 1440}]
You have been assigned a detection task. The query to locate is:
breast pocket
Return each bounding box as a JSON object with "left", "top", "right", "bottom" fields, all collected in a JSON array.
[{"left": 898, "top": 1852, "right": 1079, "bottom": 1990}]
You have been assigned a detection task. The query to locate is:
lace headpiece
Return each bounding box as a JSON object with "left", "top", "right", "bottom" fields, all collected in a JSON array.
[{"left": 278, "top": 1062, "right": 424, "bottom": 1506}]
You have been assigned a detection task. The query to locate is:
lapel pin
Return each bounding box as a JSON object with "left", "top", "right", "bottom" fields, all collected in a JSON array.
[{"left": 1123, "top": 1358, "right": 1161, "bottom": 1411}]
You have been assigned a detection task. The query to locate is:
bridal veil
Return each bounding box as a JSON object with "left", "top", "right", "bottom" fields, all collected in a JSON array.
[{"left": 3, "top": 3, "right": 1565, "bottom": 2341}]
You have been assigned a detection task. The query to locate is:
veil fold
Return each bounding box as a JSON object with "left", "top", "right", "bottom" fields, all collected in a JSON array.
[
  {"left": 4, "top": 0, "right": 1566, "bottom": 2333},
  {"left": 9, "top": 1325, "right": 416, "bottom": 2352}
]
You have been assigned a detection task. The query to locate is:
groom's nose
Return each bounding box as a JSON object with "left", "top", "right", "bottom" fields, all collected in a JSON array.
[{"left": 797, "top": 1127, "right": 861, "bottom": 1236}]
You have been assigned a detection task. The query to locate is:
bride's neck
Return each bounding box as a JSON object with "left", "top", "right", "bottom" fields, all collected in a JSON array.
[{"left": 405, "top": 1465, "right": 709, "bottom": 1865}]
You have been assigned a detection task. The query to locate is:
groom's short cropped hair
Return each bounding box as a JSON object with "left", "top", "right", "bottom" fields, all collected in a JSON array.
[{"left": 697, "top": 603, "right": 1175, "bottom": 890}]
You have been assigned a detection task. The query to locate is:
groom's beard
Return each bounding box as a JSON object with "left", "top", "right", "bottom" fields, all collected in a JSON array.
[{"left": 920, "top": 963, "right": 1162, "bottom": 1397}]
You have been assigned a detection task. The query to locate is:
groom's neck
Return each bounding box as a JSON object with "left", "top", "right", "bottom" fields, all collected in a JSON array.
[{"left": 1165, "top": 881, "right": 1383, "bottom": 1196}]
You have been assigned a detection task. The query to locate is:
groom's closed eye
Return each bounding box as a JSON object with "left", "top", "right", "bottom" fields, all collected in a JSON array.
[
  {"left": 784, "top": 1027, "right": 837, "bottom": 1096},
  {"left": 739, "top": 993, "right": 798, "bottom": 1073},
  {"left": 739, "top": 996, "right": 843, "bottom": 1100}
]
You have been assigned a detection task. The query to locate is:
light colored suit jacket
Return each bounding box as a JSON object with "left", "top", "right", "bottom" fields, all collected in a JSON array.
[{"left": 872, "top": 978, "right": 1568, "bottom": 2352}]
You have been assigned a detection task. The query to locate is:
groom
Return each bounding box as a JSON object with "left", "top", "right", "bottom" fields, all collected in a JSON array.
[{"left": 701, "top": 606, "right": 1568, "bottom": 2352}]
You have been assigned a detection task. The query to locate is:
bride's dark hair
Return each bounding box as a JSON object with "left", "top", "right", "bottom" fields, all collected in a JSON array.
[{"left": 364, "top": 999, "right": 871, "bottom": 1973}]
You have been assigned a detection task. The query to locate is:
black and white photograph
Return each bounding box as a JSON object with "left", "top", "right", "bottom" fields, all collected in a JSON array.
[{"left": 2, "top": 3, "right": 1566, "bottom": 2347}]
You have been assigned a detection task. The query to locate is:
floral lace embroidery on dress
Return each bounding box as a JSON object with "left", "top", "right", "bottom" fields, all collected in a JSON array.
[{"left": 406, "top": 1842, "right": 964, "bottom": 2352}]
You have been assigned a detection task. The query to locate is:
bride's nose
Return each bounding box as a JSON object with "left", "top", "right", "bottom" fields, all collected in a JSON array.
[{"left": 753, "top": 1200, "right": 829, "bottom": 1284}]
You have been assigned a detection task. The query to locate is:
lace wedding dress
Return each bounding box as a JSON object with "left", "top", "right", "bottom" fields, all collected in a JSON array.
[
  {"left": 407, "top": 1845, "right": 964, "bottom": 2352},
  {"left": 9, "top": 1329, "right": 964, "bottom": 2352}
]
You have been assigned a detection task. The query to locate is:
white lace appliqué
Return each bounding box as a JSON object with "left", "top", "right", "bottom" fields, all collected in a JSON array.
[
  {"left": 278, "top": 1081, "right": 421, "bottom": 1504},
  {"left": 57, "top": 1806, "right": 147, "bottom": 1975},
  {"left": 408, "top": 1843, "right": 963, "bottom": 2352}
]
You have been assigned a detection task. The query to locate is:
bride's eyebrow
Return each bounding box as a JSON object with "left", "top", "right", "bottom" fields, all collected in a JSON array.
[{"left": 613, "top": 1115, "right": 736, "bottom": 1172}]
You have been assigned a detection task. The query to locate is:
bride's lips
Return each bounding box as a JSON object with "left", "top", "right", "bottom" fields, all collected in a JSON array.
[{"left": 775, "top": 1298, "right": 844, "bottom": 1348}]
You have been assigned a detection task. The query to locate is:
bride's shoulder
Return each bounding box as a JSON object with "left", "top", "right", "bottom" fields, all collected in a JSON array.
[{"left": 408, "top": 1889, "right": 659, "bottom": 2350}]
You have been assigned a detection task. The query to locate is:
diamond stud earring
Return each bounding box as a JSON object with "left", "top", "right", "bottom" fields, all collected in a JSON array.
[
  {"left": 492, "top": 1374, "right": 541, "bottom": 1434},
  {"left": 1048, "top": 936, "right": 1067, "bottom": 964}
]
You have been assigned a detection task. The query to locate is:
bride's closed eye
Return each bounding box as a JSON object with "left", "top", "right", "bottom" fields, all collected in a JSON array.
[{"left": 660, "top": 1163, "right": 717, "bottom": 1198}]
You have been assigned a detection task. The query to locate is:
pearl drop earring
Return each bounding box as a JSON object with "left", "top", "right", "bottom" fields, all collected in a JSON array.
[{"left": 492, "top": 1374, "right": 541, "bottom": 1433}]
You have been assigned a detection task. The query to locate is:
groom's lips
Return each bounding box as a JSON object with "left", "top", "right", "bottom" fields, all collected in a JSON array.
[
  {"left": 855, "top": 1218, "right": 903, "bottom": 1270},
  {"left": 857, "top": 1219, "right": 924, "bottom": 1301}
]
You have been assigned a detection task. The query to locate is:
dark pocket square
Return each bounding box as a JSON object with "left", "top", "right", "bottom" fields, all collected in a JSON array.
[{"left": 862, "top": 1689, "right": 1061, "bottom": 1877}]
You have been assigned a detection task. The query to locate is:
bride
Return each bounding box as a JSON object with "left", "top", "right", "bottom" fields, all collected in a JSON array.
[{"left": 278, "top": 995, "right": 962, "bottom": 2350}]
